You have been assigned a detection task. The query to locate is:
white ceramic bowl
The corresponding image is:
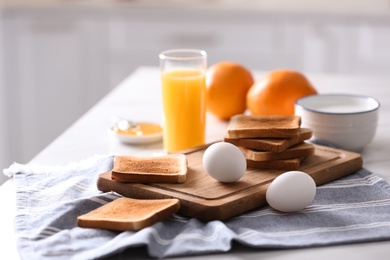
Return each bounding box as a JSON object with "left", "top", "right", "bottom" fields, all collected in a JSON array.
[
  {"left": 295, "top": 94, "right": 380, "bottom": 152},
  {"left": 108, "top": 122, "right": 163, "bottom": 145},
  {"left": 108, "top": 127, "right": 163, "bottom": 144}
]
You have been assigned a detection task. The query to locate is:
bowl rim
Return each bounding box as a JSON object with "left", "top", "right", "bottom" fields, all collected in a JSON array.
[
  {"left": 295, "top": 93, "right": 380, "bottom": 115},
  {"left": 107, "top": 123, "right": 163, "bottom": 144}
]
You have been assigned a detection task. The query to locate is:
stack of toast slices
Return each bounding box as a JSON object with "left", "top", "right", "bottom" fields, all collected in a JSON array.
[{"left": 224, "top": 115, "right": 315, "bottom": 170}]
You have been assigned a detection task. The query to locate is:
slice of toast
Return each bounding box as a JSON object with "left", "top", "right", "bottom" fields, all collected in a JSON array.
[
  {"left": 111, "top": 154, "right": 187, "bottom": 183},
  {"left": 241, "top": 142, "right": 315, "bottom": 162},
  {"left": 247, "top": 157, "right": 304, "bottom": 171},
  {"left": 226, "top": 115, "right": 301, "bottom": 139},
  {"left": 77, "top": 197, "right": 180, "bottom": 231},
  {"left": 224, "top": 128, "right": 312, "bottom": 153}
]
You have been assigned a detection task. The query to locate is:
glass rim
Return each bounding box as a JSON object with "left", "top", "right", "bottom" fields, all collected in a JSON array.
[{"left": 159, "top": 49, "right": 207, "bottom": 61}]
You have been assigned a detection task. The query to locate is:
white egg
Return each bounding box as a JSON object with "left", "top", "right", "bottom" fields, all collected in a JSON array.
[
  {"left": 266, "top": 171, "right": 316, "bottom": 212},
  {"left": 203, "top": 142, "right": 247, "bottom": 183}
]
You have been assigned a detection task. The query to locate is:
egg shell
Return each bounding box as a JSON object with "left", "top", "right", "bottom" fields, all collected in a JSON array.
[
  {"left": 202, "top": 142, "right": 247, "bottom": 183},
  {"left": 266, "top": 171, "right": 316, "bottom": 212}
]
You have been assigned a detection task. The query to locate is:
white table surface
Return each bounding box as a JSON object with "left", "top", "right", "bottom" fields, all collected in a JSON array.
[{"left": 1, "top": 66, "right": 390, "bottom": 259}]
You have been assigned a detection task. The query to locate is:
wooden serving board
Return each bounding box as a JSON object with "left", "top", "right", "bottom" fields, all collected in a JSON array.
[{"left": 97, "top": 144, "right": 362, "bottom": 221}]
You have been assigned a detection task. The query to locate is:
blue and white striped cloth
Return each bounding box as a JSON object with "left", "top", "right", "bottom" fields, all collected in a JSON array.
[{"left": 4, "top": 155, "right": 390, "bottom": 259}]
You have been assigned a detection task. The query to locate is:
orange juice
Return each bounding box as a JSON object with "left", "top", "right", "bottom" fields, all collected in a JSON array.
[{"left": 162, "top": 69, "right": 206, "bottom": 152}]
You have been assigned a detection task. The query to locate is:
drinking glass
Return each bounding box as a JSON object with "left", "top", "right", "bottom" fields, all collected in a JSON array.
[{"left": 159, "top": 49, "right": 207, "bottom": 153}]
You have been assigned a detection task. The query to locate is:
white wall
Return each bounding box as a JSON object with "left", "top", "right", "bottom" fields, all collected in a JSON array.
[{"left": 0, "top": 10, "right": 10, "bottom": 184}]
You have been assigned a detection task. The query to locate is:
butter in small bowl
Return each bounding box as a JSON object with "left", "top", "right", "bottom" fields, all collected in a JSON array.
[{"left": 109, "top": 120, "right": 163, "bottom": 144}]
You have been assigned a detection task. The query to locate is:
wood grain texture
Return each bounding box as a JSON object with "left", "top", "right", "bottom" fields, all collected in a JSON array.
[{"left": 97, "top": 144, "right": 362, "bottom": 221}]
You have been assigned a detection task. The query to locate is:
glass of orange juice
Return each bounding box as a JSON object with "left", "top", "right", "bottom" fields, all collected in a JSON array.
[{"left": 159, "top": 49, "right": 207, "bottom": 153}]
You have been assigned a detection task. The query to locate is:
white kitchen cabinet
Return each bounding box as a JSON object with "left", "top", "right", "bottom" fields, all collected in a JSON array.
[
  {"left": 341, "top": 22, "right": 390, "bottom": 75},
  {"left": 106, "top": 8, "right": 296, "bottom": 85},
  {"left": 296, "top": 15, "right": 390, "bottom": 76},
  {"left": 1, "top": 9, "right": 111, "bottom": 172},
  {"left": 107, "top": 8, "right": 390, "bottom": 86}
]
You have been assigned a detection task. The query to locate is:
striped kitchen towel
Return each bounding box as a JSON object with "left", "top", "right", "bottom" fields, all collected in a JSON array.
[{"left": 4, "top": 155, "right": 390, "bottom": 259}]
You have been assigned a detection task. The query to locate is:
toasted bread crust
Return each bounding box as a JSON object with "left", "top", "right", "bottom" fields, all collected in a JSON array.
[
  {"left": 227, "top": 115, "right": 301, "bottom": 139},
  {"left": 241, "top": 142, "right": 315, "bottom": 161},
  {"left": 77, "top": 197, "right": 180, "bottom": 231},
  {"left": 111, "top": 154, "right": 187, "bottom": 183}
]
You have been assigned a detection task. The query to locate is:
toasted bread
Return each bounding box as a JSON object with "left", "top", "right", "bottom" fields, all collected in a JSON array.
[
  {"left": 226, "top": 115, "right": 301, "bottom": 139},
  {"left": 224, "top": 128, "right": 312, "bottom": 153},
  {"left": 77, "top": 197, "right": 180, "bottom": 231},
  {"left": 247, "top": 157, "right": 304, "bottom": 171},
  {"left": 111, "top": 154, "right": 187, "bottom": 183},
  {"left": 241, "top": 142, "right": 315, "bottom": 162}
]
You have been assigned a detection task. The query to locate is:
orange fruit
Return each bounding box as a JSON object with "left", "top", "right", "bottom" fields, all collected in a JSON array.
[
  {"left": 206, "top": 62, "right": 254, "bottom": 120},
  {"left": 247, "top": 69, "right": 317, "bottom": 115}
]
